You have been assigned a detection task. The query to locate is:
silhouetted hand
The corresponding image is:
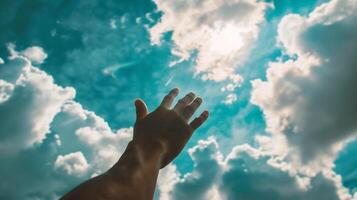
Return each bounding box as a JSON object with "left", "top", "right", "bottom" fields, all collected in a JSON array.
[
  {"left": 60, "top": 88, "right": 209, "bottom": 200},
  {"left": 133, "top": 88, "right": 209, "bottom": 168}
]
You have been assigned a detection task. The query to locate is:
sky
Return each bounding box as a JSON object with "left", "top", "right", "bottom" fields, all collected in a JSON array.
[{"left": 0, "top": 0, "right": 357, "bottom": 199}]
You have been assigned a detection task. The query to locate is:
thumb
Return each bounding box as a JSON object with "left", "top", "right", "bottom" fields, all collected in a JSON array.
[{"left": 134, "top": 98, "right": 148, "bottom": 121}]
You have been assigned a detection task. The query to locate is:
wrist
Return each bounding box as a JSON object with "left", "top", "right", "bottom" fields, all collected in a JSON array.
[
  {"left": 103, "top": 141, "right": 165, "bottom": 199},
  {"left": 109, "top": 140, "right": 164, "bottom": 175},
  {"left": 131, "top": 139, "right": 165, "bottom": 161}
]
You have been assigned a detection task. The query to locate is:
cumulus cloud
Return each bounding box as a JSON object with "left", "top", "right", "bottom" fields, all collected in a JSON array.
[
  {"left": 51, "top": 100, "right": 133, "bottom": 176},
  {"left": 150, "top": 0, "right": 269, "bottom": 86},
  {"left": 55, "top": 152, "right": 90, "bottom": 177},
  {"left": 170, "top": 137, "right": 222, "bottom": 200},
  {"left": 0, "top": 45, "right": 133, "bottom": 199},
  {"left": 0, "top": 45, "right": 75, "bottom": 154},
  {"left": 50, "top": 101, "right": 133, "bottom": 174},
  {"left": 21, "top": 46, "right": 48, "bottom": 64},
  {"left": 251, "top": 0, "right": 357, "bottom": 172},
  {"left": 163, "top": 137, "right": 351, "bottom": 200},
  {"left": 7, "top": 43, "right": 48, "bottom": 64},
  {"left": 156, "top": 164, "right": 180, "bottom": 200}
]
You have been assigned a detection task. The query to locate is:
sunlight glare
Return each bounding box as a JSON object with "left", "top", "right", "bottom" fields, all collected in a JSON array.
[{"left": 209, "top": 24, "right": 244, "bottom": 55}]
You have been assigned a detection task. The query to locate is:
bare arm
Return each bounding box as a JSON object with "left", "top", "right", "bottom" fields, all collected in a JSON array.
[{"left": 60, "top": 88, "right": 209, "bottom": 200}]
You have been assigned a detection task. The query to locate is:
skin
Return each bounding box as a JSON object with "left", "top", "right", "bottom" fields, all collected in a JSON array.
[{"left": 60, "top": 88, "right": 209, "bottom": 200}]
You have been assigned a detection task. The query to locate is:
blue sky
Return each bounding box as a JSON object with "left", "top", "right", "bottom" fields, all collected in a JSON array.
[{"left": 0, "top": 0, "right": 357, "bottom": 199}]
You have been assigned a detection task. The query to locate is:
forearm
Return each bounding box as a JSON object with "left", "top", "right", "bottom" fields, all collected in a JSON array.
[
  {"left": 108, "top": 141, "right": 164, "bottom": 198},
  {"left": 60, "top": 141, "right": 163, "bottom": 200}
]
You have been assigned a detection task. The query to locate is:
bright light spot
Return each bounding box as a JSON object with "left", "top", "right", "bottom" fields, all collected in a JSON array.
[{"left": 209, "top": 24, "right": 244, "bottom": 55}]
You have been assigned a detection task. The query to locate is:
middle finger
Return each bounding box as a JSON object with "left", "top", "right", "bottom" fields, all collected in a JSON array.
[{"left": 173, "top": 92, "right": 196, "bottom": 113}]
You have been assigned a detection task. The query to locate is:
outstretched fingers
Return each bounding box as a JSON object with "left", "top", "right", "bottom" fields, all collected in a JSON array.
[
  {"left": 173, "top": 92, "right": 196, "bottom": 113},
  {"left": 182, "top": 97, "right": 202, "bottom": 120},
  {"left": 190, "top": 110, "right": 209, "bottom": 130},
  {"left": 161, "top": 89, "right": 209, "bottom": 129},
  {"left": 160, "top": 88, "right": 179, "bottom": 108}
]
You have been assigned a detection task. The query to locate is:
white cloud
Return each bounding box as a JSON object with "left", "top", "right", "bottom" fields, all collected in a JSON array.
[
  {"left": 75, "top": 127, "right": 132, "bottom": 173},
  {"left": 149, "top": 0, "right": 269, "bottom": 84},
  {"left": 251, "top": 0, "right": 357, "bottom": 172},
  {"left": 48, "top": 100, "right": 134, "bottom": 175},
  {"left": 0, "top": 45, "right": 133, "bottom": 199},
  {"left": 51, "top": 100, "right": 133, "bottom": 174},
  {"left": 51, "top": 101, "right": 133, "bottom": 176},
  {"left": 55, "top": 152, "right": 90, "bottom": 177},
  {"left": 21, "top": 46, "right": 48, "bottom": 64},
  {"left": 0, "top": 46, "right": 75, "bottom": 154},
  {"left": 0, "top": 57, "right": 4, "bottom": 64},
  {"left": 156, "top": 164, "right": 180, "bottom": 200}
]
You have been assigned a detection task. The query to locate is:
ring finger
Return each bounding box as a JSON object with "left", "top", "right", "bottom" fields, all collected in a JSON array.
[{"left": 182, "top": 97, "right": 202, "bottom": 120}]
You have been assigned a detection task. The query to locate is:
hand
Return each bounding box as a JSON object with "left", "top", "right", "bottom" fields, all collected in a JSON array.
[
  {"left": 133, "top": 88, "right": 209, "bottom": 168},
  {"left": 60, "top": 88, "right": 209, "bottom": 200}
]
